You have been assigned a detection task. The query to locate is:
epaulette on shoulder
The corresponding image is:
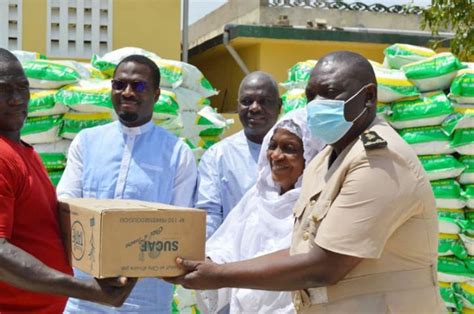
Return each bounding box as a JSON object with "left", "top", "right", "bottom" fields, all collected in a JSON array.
[{"left": 360, "top": 130, "right": 387, "bottom": 150}]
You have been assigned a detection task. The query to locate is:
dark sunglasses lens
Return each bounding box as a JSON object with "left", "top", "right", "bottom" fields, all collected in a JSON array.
[
  {"left": 132, "top": 81, "right": 146, "bottom": 92},
  {"left": 112, "top": 80, "right": 126, "bottom": 90}
]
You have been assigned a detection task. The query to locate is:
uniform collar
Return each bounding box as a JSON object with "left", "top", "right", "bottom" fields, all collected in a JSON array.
[{"left": 118, "top": 119, "right": 154, "bottom": 136}]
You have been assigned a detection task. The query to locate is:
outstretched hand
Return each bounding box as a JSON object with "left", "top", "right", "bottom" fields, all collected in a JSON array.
[
  {"left": 88, "top": 276, "right": 138, "bottom": 307},
  {"left": 164, "top": 257, "right": 224, "bottom": 290}
]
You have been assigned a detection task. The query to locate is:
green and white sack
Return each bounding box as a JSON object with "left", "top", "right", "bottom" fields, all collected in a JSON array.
[
  {"left": 38, "top": 152, "right": 67, "bottom": 172},
  {"left": 77, "top": 62, "right": 108, "bottom": 80},
  {"left": 60, "top": 112, "right": 113, "bottom": 140},
  {"left": 458, "top": 281, "right": 474, "bottom": 310},
  {"left": 399, "top": 126, "right": 454, "bottom": 155},
  {"left": 460, "top": 233, "right": 474, "bottom": 256},
  {"left": 153, "top": 115, "right": 183, "bottom": 137},
  {"left": 180, "top": 106, "right": 232, "bottom": 138},
  {"left": 21, "top": 115, "right": 63, "bottom": 144},
  {"left": 438, "top": 208, "right": 466, "bottom": 234},
  {"left": 401, "top": 53, "right": 466, "bottom": 92},
  {"left": 439, "top": 282, "right": 461, "bottom": 311},
  {"left": 383, "top": 43, "right": 436, "bottom": 70},
  {"left": 442, "top": 109, "right": 474, "bottom": 136},
  {"left": 152, "top": 58, "right": 217, "bottom": 97},
  {"left": 91, "top": 47, "right": 160, "bottom": 77},
  {"left": 451, "top": 129, "right": 474, "bottom": 155},
  {"left": 33, "top": 139, "right": 71, "bottom": 156},
  {"left": 419, "top": 155, "right": 465, "bottom": 181},
  {"left": 22, "top": 60, "right": 82, "bottom": 89},
  {"left": 55, "top": 79, "right": 113, "bottom": 113},
  {"left": 28, "top": 89, "right": 69, "bottom": 117},
  {"left": 171, "top": 87, "right": 210, "bottom": 111},
  {"left": 280, "top": 60, "right": 317, "bottom": 90},
  {"left": 431, "top": 179, "right": 467, "bottom": 209},
  {"left": 465, "top": 185, "right": 474, "bottom": 209},
  {"left": 438, "top": 256, "right": 474, "bottom": 282},
  {"left": 282, "top": 88, "right": 306, "bottom": 114},
  {"left": 439, "top": 233, "right": 468, "bottom": 259},
  {"left": 48, "top": 170, "right": 64, "bottom": 187},
  {"left": 460, "top": 156, "right": 474, "bottom": 185},
  {"left": 450, "top": 69, "right": 474, "bottom": 104},
  {"left": 153, "top": 89, "right": 180, "bottom": 120},
  {"left": 11, "top": 50, "right": 46, "bottom": 63},
  {"left": 374, "top": 66, "right": 419, "bottom": 102},
  {"left": 386, "top": 92, "right": 452, "bottom": 129}
]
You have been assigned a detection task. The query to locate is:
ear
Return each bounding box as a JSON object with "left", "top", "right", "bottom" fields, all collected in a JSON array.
[
  {"left": 365, "top": 83, "right": 377, "bottom": 109},
  {"left": 153, "top": 87, "right": 161, "bottom": 103}
]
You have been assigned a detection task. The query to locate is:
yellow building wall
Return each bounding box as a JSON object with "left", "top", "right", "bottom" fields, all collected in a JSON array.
[
  {"left": 22, "top": 0, "right": 47, "bottom": 53},
  {"left": 113, "top": 0, "right": 180, "bottom": 60}
]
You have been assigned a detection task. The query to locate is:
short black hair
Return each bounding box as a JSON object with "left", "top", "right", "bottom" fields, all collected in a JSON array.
[
  {"left": 114, "top": 54, "right": 161, "bottom": 89},
  {"left": 0, "top": 48, "right": 21, "bottom": 65}
]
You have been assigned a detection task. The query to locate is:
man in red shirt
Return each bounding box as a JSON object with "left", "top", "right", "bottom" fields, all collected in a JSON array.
[{"left": 0, "top": 48, "right": 136, "bottom": 313}]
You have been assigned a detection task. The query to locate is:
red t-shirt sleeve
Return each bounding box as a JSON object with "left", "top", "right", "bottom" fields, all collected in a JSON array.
[{"left": 0, "top": 160, "right": 16, "bottom": 239}]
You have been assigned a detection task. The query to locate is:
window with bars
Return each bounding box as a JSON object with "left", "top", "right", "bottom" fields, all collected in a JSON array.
[
  {"left": 47, "top": 0, "right": 112, "bottom": 58},
  {"left": 0, "top": 0, "right": 22, "bottom": 50}
]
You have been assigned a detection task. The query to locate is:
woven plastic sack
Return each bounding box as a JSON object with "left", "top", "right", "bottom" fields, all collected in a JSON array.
[
  {"left": 401, "top": 52, "right": 466, "bottom": 92},
  {"left": 22, "top": 60, "right": 82, "bottom": 89},
  {"left": 152, "top": 58, "right": 217, "bottom": 97},
  {"left": 39, "top": 152, "right": 67, "bottom": 172},
  {"left": 438, "top": 208, "right": 466, "bottom": 234},
  {"left": 460, "top": 156, "right": 474, "bottom": 185},
  {"left": 48, "top": 170, "right": 64, "bottom": 187},
  {"left": 282, "top": 88, "right": 306, "bottom": 114},
  {"left": 383, "top": 43, "right": 436, "bottom": 69},
  {"left": 419, "top": 154, "right": 465, "bottom": 181},
  {"left": 442, "top": 110, "right": 474, "bottom": 136},
  {"left": 55, "top": 79, "right": 113, "bottom": 113},
  {"left": 439, "top": 233, "right": 468, "bottom": 259},
  {"left": 465, "top": 185, "right": 474, "bottom": 209},
  {"left": 171, "top": 87, "right": 210, "bottom": 111},
  {"left": 457, "top": 281, "right": 474, "bottom": 310},
  {"left": 439, "top": 282, "right": 462, "bottom": 311},
  {"left": 398, "top": 126, "right": 454, "bottom": 155},
  {"left": 431, "top": 179, "right": 467, "bottom": 209},
  {"left": 451, "top": 129, "right": 474, "bottom": 155},
  {"left": 450, "top": 69, "right": 474, "bottom": 104},
  {"left": 280, "top": 60, "right": 317, "bottom": 90},
  {"left": 11, "top": 50, "right": 46, "bottom": 63},
  {"left": 91, "top": 47, "right": 160, "bottom": 77},
  {"left": 386, "top": 92, "right": 452, "bottom": 129},
  {"left": 21, "top": 115, "right": 63, "bottom": 144},
  {"left": 374, "top": 66, "right": 419, "bottom": 102},
  {"left": 28, "top": 89, "right": 69, "bottom": 117},
  {"left": 153, "top": 89, "right": 180, "bottom": 120},
  {"left": 180, "top": 107, "right": 232, "bottom": 139},
  {"left": 60, "top": 112, "right": 113, "bottom": 140},
  {"left": 438, "top": 256, "right": 474, "bottom": 282},
  {"left": 153, "top": 115, "right": 184, "bottom": 137}
]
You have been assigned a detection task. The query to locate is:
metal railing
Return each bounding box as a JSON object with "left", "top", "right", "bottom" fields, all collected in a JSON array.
[{"left": 265, "top": 0, "right": 424, "bottom": 15}]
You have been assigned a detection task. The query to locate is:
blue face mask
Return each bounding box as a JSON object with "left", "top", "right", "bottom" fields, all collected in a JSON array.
[{"left": 306, "top": 87, "right": 367, "bottom": 144}]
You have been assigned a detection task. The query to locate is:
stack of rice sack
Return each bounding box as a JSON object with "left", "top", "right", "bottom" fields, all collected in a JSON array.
[
  {"left": 382, "top": 43, "right": 474, "bottom": 312},
  {"left": 279, "top": 60, "right": 315, "bottom": 114},
  {"left": 12, "top": 51, "right": 73, "bottom": 186},
  {"left": 91, "top": 47, "right": 230, "bottom": 162}
]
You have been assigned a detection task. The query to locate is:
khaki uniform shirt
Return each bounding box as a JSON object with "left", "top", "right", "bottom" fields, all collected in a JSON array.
[{"left": 290, "top": 117, "right": 445, "bottom": 313}]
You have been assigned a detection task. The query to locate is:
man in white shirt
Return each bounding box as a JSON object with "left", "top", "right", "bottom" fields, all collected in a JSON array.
[
  {"left": 57, "top": 54, "right": 198, "bottom": 313},
  {"left": 196, "top": 71, "right": 281, "bottom": 238}
]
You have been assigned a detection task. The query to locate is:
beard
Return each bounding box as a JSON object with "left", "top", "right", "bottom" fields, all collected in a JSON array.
[{"left": 118, "top": 112, "right": 139, "bottom": 123}]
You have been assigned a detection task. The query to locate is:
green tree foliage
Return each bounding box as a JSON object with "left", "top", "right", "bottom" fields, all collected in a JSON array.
[{"left": 421, "top": 0, "right": 473, "bottom": 61}]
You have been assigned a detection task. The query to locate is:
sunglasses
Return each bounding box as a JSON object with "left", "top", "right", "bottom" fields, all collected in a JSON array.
[{"left": 111, "top": 80, "right": 147, "bottom": 93}]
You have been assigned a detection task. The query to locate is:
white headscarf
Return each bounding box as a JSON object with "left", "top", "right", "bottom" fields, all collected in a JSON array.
[{"left": 200, "top": 109, "right": 325, "bottom": 314}]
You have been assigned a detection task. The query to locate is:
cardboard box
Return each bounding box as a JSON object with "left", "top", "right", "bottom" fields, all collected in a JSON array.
[{"left": 59, "top": 198, "right": 206, "bottom": 278}]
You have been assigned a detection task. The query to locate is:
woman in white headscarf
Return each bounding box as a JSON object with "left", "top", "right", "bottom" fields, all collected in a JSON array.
[{"left": 198, "top": 108, "right": 325, "bottom": 314}]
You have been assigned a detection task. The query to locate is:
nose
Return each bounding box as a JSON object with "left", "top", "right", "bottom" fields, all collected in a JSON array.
[
  {"left": 248, "top": 100, "right": 262, "bottom": 112},
  {"left": 122, "top": 83, "right": 135, "bottom": 97},
  {"left": 270, "top": 147, "right": 285, "bottom": 161}
]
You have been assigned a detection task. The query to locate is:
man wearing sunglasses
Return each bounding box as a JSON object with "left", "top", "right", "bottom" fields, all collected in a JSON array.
[
  {"left": 0, "top": 48, "right": 136, "bottom": 313},
  {"left": 196, "top": 71, "right": 281, "bottom": 239},
  {"left": 57, "top": 55, "right": 198, "bottom": 313}
]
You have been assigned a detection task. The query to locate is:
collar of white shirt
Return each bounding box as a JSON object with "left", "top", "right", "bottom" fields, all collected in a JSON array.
[{"left": 118, "top": 119, "right": 154, "bottom": 136}]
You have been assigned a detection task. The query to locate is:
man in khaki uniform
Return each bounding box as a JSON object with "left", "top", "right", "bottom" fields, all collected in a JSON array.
[{"left": 166, "top": 51, "right": 445, "bottom": 313}]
